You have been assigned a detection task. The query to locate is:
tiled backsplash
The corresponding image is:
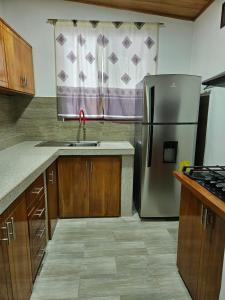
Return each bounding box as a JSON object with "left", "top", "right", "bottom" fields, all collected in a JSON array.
[
  {"left": 0, "top": 96, "right": 135, "bottom": 148},
  {"left": 0, "top": 95, "right": 26, "bottom": 150}
]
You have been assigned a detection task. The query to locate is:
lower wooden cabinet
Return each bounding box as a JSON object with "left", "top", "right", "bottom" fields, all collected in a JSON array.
[
  {"left": 197, "top": 211, "right": 225, "bottom": 300},
  {"left": 0, "top": 193, "right": 32, "bottom": 300},
  {"left": 46, "top": 161, "right": 58, "bottom": 239},
  {"left": 177, "top": 186, "right": 225, "bottom": 300},
  {"left": 0, "top": 237, "right": 13, "bottom": 300},
  {"left": 26, "top": 174, "right": 46, "bottom": 281},
  {"left": 89, "top": 157, "right": 121, "bottom": 217},
  {"left": 0, "top": 223, "right": 13, "bottom": 300},
  {"left": 58, "top": 156, "right": 121, "bottom": 218}
]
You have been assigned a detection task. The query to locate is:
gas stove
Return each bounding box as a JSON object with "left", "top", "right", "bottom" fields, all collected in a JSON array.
[{"left": 183, "top": 166, "right": 225, "bottom": 202}]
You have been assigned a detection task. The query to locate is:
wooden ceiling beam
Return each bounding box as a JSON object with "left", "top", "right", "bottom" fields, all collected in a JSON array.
[{"left": 66, "top": 0, "right": 215, "bottom": 21}]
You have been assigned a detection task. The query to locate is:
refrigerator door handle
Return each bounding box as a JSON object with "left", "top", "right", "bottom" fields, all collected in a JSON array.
[
  {"left": 147, "top": 86, "right": 155, "bottom": 168},
  {"left": 150, "top": 86, "right": 155, "bottom": 123},
  {"left": 147, "top": 125, "right": 154, "bottom": 168}
]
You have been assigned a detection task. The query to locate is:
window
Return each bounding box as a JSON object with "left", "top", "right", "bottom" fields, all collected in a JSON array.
[{"left": 55, "top": 21, "right": 159, "bottom": 121}]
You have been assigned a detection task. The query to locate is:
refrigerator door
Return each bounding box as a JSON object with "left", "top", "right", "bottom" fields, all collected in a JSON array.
[
  {"left": 140, "top": 123, "right": 197, "bottom": 218},
  {"left": 143, "top": 75, "right": 201, "bottom": 124}
]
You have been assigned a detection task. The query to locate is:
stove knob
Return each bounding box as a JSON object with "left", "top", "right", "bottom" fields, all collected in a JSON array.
[
  {"left": 205, "top": 177, "right": 212, "bottom": 183},
  {"left": 210, "top": 181, "right": 217, "bottom": 185},
  {"left": 216, "top": 183, "right": 225, "bottom": 189}
]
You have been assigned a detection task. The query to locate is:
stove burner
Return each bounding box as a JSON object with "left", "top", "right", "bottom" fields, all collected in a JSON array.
[{"left": 183, "top": 165, "right": 225, "bottom": 202}]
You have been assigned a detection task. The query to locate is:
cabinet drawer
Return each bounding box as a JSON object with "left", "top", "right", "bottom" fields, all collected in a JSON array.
[
  {"left": 28, "top": 196, "right": 46, "bottom": 257},
  {"left": 31, "top": 233, "right": 46, "bottom": 281},
  {"left": 26, "top": 174, "right": 45, "bottom": 213}
]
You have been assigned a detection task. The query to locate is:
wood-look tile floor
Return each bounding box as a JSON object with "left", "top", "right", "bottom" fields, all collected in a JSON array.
[{"left": 30, "top": 214, "right": 191, "bottom": 300}]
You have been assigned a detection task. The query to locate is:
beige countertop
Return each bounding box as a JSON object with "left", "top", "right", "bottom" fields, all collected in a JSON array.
[{"left": 0, "top": 141, "right": 134, "bottom": 215}]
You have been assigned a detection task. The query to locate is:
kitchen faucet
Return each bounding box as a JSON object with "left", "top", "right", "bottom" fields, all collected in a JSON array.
[{"left": 77, "top": 109, "right": 86, "bottom": 141}]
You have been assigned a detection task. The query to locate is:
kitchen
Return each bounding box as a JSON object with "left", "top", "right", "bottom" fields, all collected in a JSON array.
[{"left": 0, "top": 0, "right": 225, "bottom": 299}]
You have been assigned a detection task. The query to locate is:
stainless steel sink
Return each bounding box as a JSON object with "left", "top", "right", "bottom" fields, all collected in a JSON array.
[
  {"left": 36, "top": 141, "right": 100, "bottom": 147},
  {"left": 69, "top": 141, "right": 100, "bottom": 147}
]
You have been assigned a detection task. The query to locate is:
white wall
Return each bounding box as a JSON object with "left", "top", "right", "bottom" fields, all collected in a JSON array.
[
  {"left": 191, "top": 0, "right": 225, "bottom": 80},
  {"left": 0, "top": 0, "right": 4, "bottom": 17},
  {"left": 2, "top": 0, "right": 194, "bottom": 97},
  {"left": 191, "top": 0, "right": 225, "bottom": 165}
]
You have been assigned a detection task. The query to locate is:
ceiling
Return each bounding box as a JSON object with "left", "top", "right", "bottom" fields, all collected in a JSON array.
[{"left": 66, "top": 0, "right": 214, "bottom": 21}]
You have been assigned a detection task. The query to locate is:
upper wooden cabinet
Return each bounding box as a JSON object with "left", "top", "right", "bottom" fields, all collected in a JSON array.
[
  {"left": 0, "top": 18, "right": 35, "bottom": 95},
  {"left": 58, "top": 156, "right": 121, "bottom": 218},
  {"left": 0, "top": 22, "right": 8, "bottom": 88}
]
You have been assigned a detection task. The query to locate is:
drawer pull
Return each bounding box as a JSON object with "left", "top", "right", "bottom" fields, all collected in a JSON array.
[
  {"left": 86, "top": 161, "right": 88, "bottom": 171},
  {"left": 10, "top": 217, "right": 16, "bottom": 240},
  {"left": 48, "top": 171, "right": 54, "bottom": 184},
  {"left": 37, "top": 228, "right": 45, "bottom": 238},
  {"left": 201, "top": 205, "right": 204, "bottom": 225},
  {"left": 34, "top": 208, "right": 45, "bottom": 218},
  {"left": 1, "top": 223, "right": 10, "bottom": 244},
  {"left": 38, "top": 248, "right": 45, "bottom": 257},
  {"left": 20, "top": 75, "right": 24, "bottom": 87},
  {"left": 203, "top": 208, "right": 208, "bottom": 230},
  {"left": 32, "top": 187, "right": 44, "bottom": 195},
  {"left": 25, "top": 76, "right": 28, "bottom": 87},
  {"left": 6, "top": 221, "right": 14, "bottom": 241}
]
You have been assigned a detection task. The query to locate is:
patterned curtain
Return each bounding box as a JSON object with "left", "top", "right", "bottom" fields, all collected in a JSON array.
[{"left": 55, "top": 21, "right": 159, "bottom": 121}]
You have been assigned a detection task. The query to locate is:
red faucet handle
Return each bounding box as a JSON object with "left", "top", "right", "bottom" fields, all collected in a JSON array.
[{"left": 79, "top": 109, "right": 86, "bottom": 124}]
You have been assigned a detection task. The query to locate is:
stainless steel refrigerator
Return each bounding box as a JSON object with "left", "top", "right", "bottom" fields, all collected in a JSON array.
[{"left": 134, "top": 74, "right": 201, "bottom": 218}]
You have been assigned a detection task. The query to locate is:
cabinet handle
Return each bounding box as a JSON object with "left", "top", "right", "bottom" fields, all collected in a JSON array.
[
  {"left": 10, "top": 217, "right": 16, "bottom": 240},
  {"left": 32, "top": 187, "right": 44, "bottom": 195},
  {"left": 201, "top": 205, "right": 204, "bottom": 225},
  {"left": 203, "top": 208, "right": 208, "bottom": 230},
  {"left": 1, "top": 223, "right": 10, "bottom": 244},
  {"left": 48, "top": 171, "right": 54, "bottom": 184},
  {"left": 34, "top": 208, "right": 45, "bottom": 218},
  {"left": 22, "top": 76, "right": 26, "bottom": 87},
  {"left": 38, "top": 248, "right": 45, "bottom": 257},
  {"left": 37, "top": 228, "right": 45, "bottom": 238},
  {"left": 90, "top": 161, "right": 93, "bottom": 173},
  {"left": 20, "top": 76, "right": 23, "bottom": 87},
  {"left": 25, "top": 76, "right": 28, "bottom": 87}
]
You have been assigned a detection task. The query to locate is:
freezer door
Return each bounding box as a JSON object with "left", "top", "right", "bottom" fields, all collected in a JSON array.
[
  {"left": 144, "top": 75, "right": 201, "bottom": 124},
  {"left": 140, "top": 124, "right": 197, "bottom": 218}
]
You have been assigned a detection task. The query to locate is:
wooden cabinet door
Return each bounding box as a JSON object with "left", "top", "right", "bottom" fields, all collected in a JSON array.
[
  {"left": 0, "top": 220, "right": 13, "bottom": 300},
  {"left": 2, "top": 24, "right": 24, "bottom": 93},
  {"left": 46, "top": 161, "right": 58, "bottom": 239},
  {"left": 0, "top": 22, "right": 8, "bottom": 88},
  {"left": 21, "top": 41, "right": 35, "bottom": 94},
  {"left": 2, "top": 23, "right": 34, "bottom": 95},
  {"left": 58, "top": 157, "right": 89, "bottom": 217},
  {"left": 89, "top": 156, "right": 121, "bottom": 217},
  {"left": 4, "top": 194, "right": 32, "bottom": 300},
  {"left": 197, "top": 211, "right": 225, "bottom": 300},
  {"left": 177, "top": 186, "right": 203, "bottom": 299}
]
